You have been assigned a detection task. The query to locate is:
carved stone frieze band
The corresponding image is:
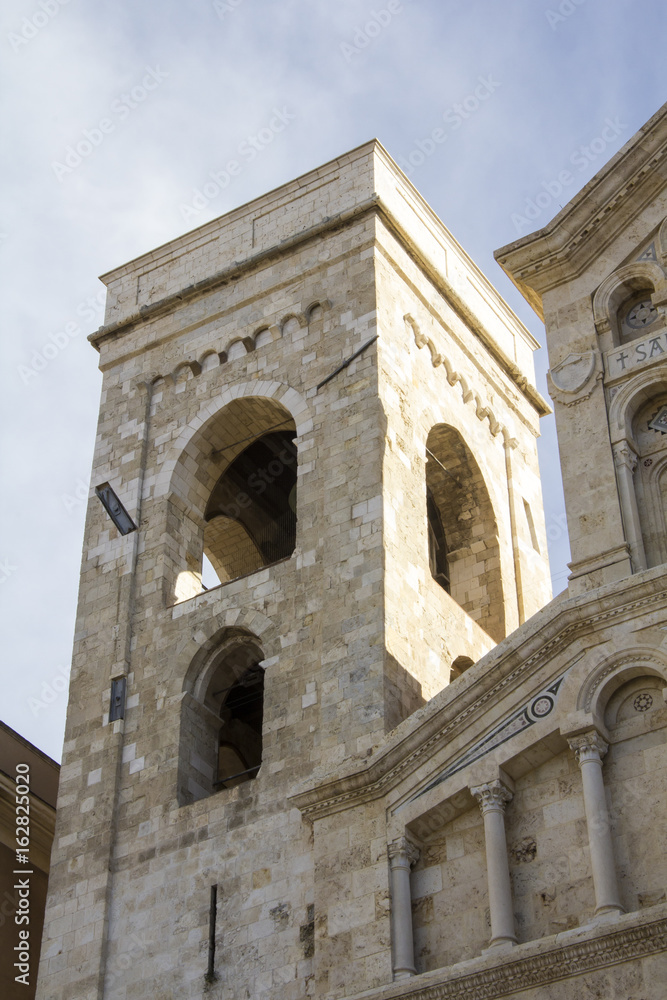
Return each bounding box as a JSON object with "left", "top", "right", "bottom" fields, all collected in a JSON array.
[{"left": 345, "top": 916, "right": 667, "bottom": 1000}]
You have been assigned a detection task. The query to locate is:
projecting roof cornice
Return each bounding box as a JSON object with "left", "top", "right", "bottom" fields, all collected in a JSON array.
[{"left": 494, "top": 103, "right": 667, "bottom": 320}]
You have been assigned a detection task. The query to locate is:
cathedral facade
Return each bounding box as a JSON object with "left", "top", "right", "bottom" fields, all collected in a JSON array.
[{"left": 36, "top": 105, "right": 667, "bottom": 999}]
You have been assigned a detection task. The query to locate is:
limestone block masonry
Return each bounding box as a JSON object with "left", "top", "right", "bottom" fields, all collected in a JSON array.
[{"left": 36, "top": 111, "right": 667, "bottom": 1000}]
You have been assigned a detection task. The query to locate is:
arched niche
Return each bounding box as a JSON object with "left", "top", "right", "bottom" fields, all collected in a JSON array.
[
  {"left": 630, "top": 391, "right": 667, "bottom": 568},
  {"left": 178, "top": 630, "right": 265, "bottom": 805},
  {"left": 597, "top": 667, "right": 667, "bottom": 915},
  {"left": 592, "top": 260, "right": 665, "bottom": 351},
  {"left": 425, "top": 424, "right": 505, "bottom": 641}
]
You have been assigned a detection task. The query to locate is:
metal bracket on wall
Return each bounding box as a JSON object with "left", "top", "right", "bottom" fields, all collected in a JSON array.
[{"left": 95, "top": 482, "right": 137, "bottom": 536}]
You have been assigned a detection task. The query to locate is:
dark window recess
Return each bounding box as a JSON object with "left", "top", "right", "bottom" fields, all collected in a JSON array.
[
  {"left": 214, "top": 664, "right": 264, "bottom": 788},
  {"left": 205, "top": 430, "right": 297, "bottom": 580},
  {"left": 109, "top": 676, "right": 127, "bottom": 722},
  {"left": 427, "top": 487, "right": 450, "bottom": 593}
]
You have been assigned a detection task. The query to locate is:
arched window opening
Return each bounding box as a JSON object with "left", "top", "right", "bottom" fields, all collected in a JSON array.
[
  {"left": 450, "top": 655, "right": 474, "bottom": 680},
  {"left": 178, "top": 634, "right": 265, "bottom": 805},
  {"left": 204, "top": 429, "right": 297, "bottom": 583},
  {"left": 631, "top": 391, "right": 667, "bottom": 568},
  {"left": 169, "top": 396, "right": 298, "bottom": 603},
  {"left": 425, "top": 425, "right": 505, "bottom": 641},
  {"left": 426, "top": 487, "right": 450, "bottom": 593}
]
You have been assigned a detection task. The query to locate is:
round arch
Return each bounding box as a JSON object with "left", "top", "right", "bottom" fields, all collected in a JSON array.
[
  {"left": 156, "top": 380, "right": 313, "bottom": 503},
  {"left": 593, "top": 260, "right": 665, "bottom": 347}
]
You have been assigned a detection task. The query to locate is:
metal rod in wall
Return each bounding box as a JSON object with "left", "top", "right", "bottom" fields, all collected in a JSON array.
[{"left": 208, "top": 885, "right": 218, "bottom": 978}]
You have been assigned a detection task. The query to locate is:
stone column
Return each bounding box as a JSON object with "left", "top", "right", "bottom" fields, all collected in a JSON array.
[
  {"left": 612, "top": 442, "right": 647, "bottom": 572},
  {"left": 568, "top": 731, "right": 624, "bottom": 916},
  {"left": 471, "top": 779, "right": 517, "bottom": 948},
  {"left": 387, "top": 837, "right": 420, "bottom": 980}
]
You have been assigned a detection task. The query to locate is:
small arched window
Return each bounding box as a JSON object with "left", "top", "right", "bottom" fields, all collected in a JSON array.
[{"left": 178, "top": 634, "right": 265, "bottom": 805}]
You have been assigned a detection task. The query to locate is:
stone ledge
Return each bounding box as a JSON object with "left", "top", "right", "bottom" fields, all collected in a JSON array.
[{"left": 344, "top": 908, "right": 667, "bottom": 1000}]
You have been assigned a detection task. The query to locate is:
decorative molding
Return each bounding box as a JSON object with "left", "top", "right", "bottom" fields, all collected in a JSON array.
[
  {"left": 344, "top": 916, "right": 667, "bottom": 1000},
  {"left": 412, "top": 677, "right": 564, "bottom": 802},
  {"left": 579, "top": 649, "right": 667, "bottom": 712},
  {"left": 612, "top": 441, "right": 639, "bottom": 473},
  {"left": 547, "top": 351, "right": 604, "bottom": 407},
  {"left": 404, "top": 314, "right": 513, "bottom": 442},
  {"left": 567, "top": 730, "right": 609, "bottom": 766},
  {"left": 471, "top": 779, "right": 513, "bottom": 815},
  {"left": 388, "top": 836, "right": 420, "bottom": 868},
  {"left": 291, "top": 587, "right": 667, "bottom": 821}
]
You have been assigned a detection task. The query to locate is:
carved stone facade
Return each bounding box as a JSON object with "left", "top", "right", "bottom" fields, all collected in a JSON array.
[{"left": 35, "top": 109, "right": 667, "bottom": 1000}]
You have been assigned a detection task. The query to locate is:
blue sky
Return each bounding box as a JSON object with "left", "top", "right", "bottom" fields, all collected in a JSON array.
[{"left": 1, "top": 0, "right": 665, "bottom": 760}]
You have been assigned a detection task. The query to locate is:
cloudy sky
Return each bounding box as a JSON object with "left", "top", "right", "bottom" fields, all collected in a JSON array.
[{"left": 2, "top": 0, "right": 665, "bottom": 761}]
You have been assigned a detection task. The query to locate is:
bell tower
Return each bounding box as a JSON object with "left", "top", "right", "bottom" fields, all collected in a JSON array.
[
  {"left": 36, "top": 141, "right": 551, "bottom": 999},
  {"left": 496, "top": 102, "right": 667, "bottom": 594}
]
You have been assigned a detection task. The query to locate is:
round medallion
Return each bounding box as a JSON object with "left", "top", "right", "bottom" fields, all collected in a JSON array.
[
  {"left": 644, "top": 458, "right": 653, "bottom": 467},
  {"left": 633, "top": 693, "right": 653, "bottom": 713},
  {"left": 532, "top": 696, "right": 553, "bottom": 718},
  {"left": 625, "top": 300, "right": 658, "bottom": 329}
]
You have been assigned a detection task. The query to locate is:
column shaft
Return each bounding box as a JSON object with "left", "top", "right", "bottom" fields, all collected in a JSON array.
[
  {"left": 613, "top": 443, "right": 646, "bottom": 572},
  {"left": 568, "top": 732, "right": 624, "bottom": 916},
  {"left": 471, "top": 780, "right": 517, "bottom": 948},
  {"left": 388, "top": 838, "right": 419, "bottom": 980}
]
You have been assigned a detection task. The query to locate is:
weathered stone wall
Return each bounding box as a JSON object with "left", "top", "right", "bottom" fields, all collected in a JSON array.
[{"left": 37, "top": 120, "right": 667, "bottom": 1000}]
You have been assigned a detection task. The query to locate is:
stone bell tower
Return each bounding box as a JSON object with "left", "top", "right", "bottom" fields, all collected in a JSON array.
[
  {"left": 496, "top": 102, "right": 667, "bottom": 593},
  {"left": 36, "top": 141, "right": 550, "bottom": 999}
]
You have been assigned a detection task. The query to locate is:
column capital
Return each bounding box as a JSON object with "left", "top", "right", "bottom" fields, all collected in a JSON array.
[
  {"left": 612, "top": 441, "right": 638, "bottom": 474},
  {"left": 567, "top": 730, "right": 609, "bottom": 766},
  {"left": 388, "top": 837, "right": 420, "bottom": 868},
  {"left": 470, "top": 779, "right": 513, "bottom": 815}
]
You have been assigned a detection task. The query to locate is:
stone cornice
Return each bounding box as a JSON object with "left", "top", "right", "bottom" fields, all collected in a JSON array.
[
  {"left": 89, "top": 197, "right": 545, "bottom": 415},
  {"left": 289, "top": 571, "right": 667, "bottom": 821},
  {"left": 494, "top": 103, "right": 667, "bottom": 317},
  {"left": 343, "top": 912, "right": 667, "bottom": 1000}
]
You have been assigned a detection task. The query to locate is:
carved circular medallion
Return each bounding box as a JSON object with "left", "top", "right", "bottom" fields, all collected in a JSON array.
[
  {"left": 644, "top": 458, "right": 653, "bottom": 467},
  {"left": 633, "top": 693, "right": 653, "bottom": 712},
  {"left": 531, "top": 696, "right": 553, "bottom": 718},
  {"left": 625, "top": 300, "right": 658, "bottom": 329}
]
